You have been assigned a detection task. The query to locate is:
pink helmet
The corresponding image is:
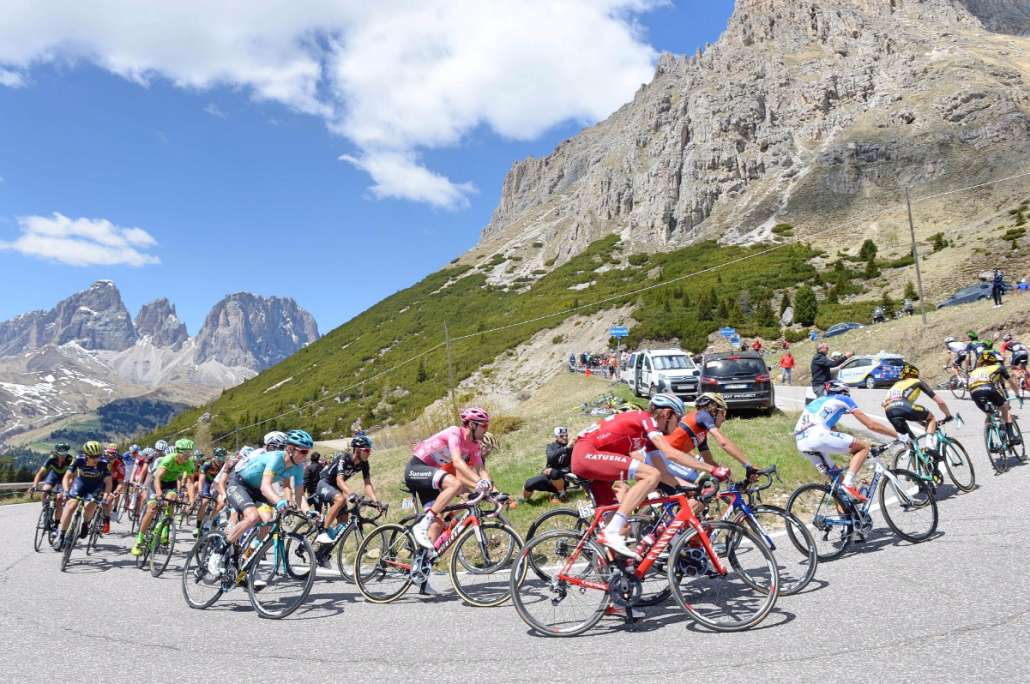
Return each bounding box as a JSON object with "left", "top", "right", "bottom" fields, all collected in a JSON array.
[{"left": 460, "top": 407, "right": 490, "bottom": 424}]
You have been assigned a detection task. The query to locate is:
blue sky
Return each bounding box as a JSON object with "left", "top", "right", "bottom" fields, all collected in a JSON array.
[{"left": 0, "top": 1, "right": 734, "bottom": 334}]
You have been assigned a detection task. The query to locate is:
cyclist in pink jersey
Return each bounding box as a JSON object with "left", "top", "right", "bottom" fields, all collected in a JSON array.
[{"left": 407, "top": 407, "right": 493, "bottom": 549}]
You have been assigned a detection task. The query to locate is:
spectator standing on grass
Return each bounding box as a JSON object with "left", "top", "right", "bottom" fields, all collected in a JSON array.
[
  {"left": 779, "top": 350, "right": 795, "bottom": 385},
  {"left": 811, "top": 342, "right": 852, "bottom": 396},
  {"left": 781, "top": 338, "right": 790, "bottom": 351},
  {"left": 568, "top": 352, "right": 576, "bottom": 371},
  {"left": 992, "top": 268, "right": 1005, "bottom": 308}
]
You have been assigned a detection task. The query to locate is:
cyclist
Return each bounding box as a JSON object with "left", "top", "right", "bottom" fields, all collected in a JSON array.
[
  {"left": 122, "top": 444, "right": 141, "bottom": 482},
  {"left": 966, "top": 331, "right": 987, "bottom": 369},
  {"left": 314, "top": 435, "right": 378, "bottom": 544},
  {"left": 882, "top": 364, "right": 952, "bottom": 451},
  {"left": 56, "top": 441, "right": 112, "bottom": 550},
  {"left": 408, "top": 408, "right": 494, "bottom": 550},
  {"left": 1003, "top": 334, "right": 1028, "bottom": 387},
  {"left": 31, "top": 442, "right": 73, "bottom": 524},
  {"left": 968, "top": 348, "right": 1023, "bottom": 445},
  {"left": 233, "top": 431, "right": 287, "bottom": 474},
  {"left": 943, "top": 336, "right": 968, "bottom": 380},
  {"left": 571, "top": 393, "right": 729, "bottom": 559},
  {"left": 794, "top": 381, "right": 898, "bottom": 502},
  {"left": 131, "top": 438, "right": 197, "bottom": 557},
  {"left": 658, "top": 393, "right": 756, "bottom": 479},
  {"left": 222, "top": 429, "right": 312, "bottom": 549},
  {"left": 195, "top": 447, "right": 227, "bottom": 534},
  {"left": 101, "top": 443, "right": 126, "bottom": 533}
]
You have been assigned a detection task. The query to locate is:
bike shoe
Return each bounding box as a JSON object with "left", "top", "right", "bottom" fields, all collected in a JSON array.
[
  {"left": 597, "top": 530, "right": 642, "bottom": 561},
  {"left": 841, "top": 485, "right": 868, "bottom": 503},
  {"left": 130, "top": 544, "right": 142, "bottom": 557}
]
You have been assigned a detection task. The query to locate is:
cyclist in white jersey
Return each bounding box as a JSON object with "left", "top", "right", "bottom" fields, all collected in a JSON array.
[
  {"left": 795, "top": 381, "right": 897, "bottom": 502},
  {"left": 233, "top": 431, "right": 287, "bottom": 473}
]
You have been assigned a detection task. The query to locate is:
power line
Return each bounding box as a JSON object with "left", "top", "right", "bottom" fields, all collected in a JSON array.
[{"left": 912, "top": 169, "right": 1030, "bottom": 203}]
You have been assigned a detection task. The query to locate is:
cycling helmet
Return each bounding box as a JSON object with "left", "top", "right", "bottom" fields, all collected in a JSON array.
[
  {"left": 459, "top": 407, "right": 490, "bottom": 425},
  {"left": 104, "top": 443, "right": 119, "bottom": 455},
  {"left": 650, "top": 393, "right": 686, "bottom": 416},
  {"left": 900, "top": 363, "right": 919, "bottom": 379},
  {"left": 213, "top": 447, "right": 227, "bottom": 459},
  {"left": 174, "top": 437, "right": 195, "bottom": 453},
  {"left": 695, "top": 392, "right": 728, "bottom": 412},
  {"left": 263, "top": 431, "right": 287, "bottom": 448},
  {"left": 285, "top": 429, "right": 314, "bottom": 449},
  {"left": 55, "top": 443, "right": 70, "bottom": 454},
  {"left": 351, "top": 435, "right": 372, "bottom": 450},
  {"left": 154, "top": 439, "right": 168, "bottom": 452},
  {"left": 480, "top": 431, "right": 498, "bottom": 454},
  {"left": 554, "top": 426, "right": 568, "bottom": 437},
  {"left": 943, "top": 336, "right": 955, "bottom": 344},
  {"left": 193, "top": 448, "right": 204, "bottom": 458},
  {"left": 967, "top": 330, "right": 978, "bottom": 340},
  {"left": 238, "top": 446, "right": 255, "bottom": 458},
  {"left": 130, "top": 443, "right": 140, "bottom": 453},
  {"left": 1004, "top": 333, "right": 1012, "bottom": 341},
  {"left": 825, "top": 381, "right": 851, "bottom": 396},
  {"left": 982, "top": 339, "right": 994, "bottom": 351},
  {"left": 980, "top": 349, "right": 1000, "bottom": 365},
  {"left": 83, "top": 440, "right": 104, "bottom": 457},
  {"left": 142, "top": 447, "right": 154, "bottom": 457}
]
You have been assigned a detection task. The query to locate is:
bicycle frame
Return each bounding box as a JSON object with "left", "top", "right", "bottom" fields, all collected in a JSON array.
[{"left": 819, "top": 453, "right": 916, "bottom": 527}]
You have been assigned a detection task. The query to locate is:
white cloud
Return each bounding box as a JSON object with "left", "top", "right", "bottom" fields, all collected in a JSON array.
[
  {"left": 0, "top": 213, "right": 160, "bottom": 267},
  {"left": 0, "top": 67, "right": 24, "bottom": 87},
  {"left": 0, "top": 1, "right": 663, "bottom": 209},
  {"left": 204, "top": 103, "right": 226, "bottom": 118}
]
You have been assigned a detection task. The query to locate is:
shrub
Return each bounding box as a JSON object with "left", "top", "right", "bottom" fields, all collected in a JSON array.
[
  {"left": 794, "top": 286, "right": 818, "bottom": 325},
  {"left": 929, "top": 232, "right": 949, "bottom": 252},
  {"left": 859, "top": 239, "right": 878, "bottom": 261},
  {"left": 531, "top": 241, "right": 544, "bottom": 248},
  {"left": 551, "top": 334, "right": 565, "bottom": 345},
  {"left": 782, "top": 328, "right": 811, "bottom": 343},
  {"left": 490, "top": 415, "right": 525, "bottom": 435},
  {"left": 627, "top": 254, "right": 650, "bottom": 266},
  {"left": 772, "top": 223, "right": 794, "bottom": 236}
]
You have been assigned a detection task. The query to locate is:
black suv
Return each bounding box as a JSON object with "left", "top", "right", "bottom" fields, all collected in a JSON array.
[{"left": 698, "top": 351, "right": 775, "bottom": 413}]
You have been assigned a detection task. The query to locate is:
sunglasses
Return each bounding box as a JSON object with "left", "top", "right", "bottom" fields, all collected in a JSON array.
[{"left": 292, "top": 448, "right": 310, "bottom": 456}]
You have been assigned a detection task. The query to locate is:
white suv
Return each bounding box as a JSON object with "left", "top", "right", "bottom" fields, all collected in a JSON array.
[{"left": 622, "top": 348, "right": 700, "bottom": 400}]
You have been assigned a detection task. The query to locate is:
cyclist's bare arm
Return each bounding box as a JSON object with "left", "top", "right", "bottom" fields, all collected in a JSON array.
[
  {"left": 851, "top": 409, "right": 899, "bottom": 439},
  {"left": 706, "top": 428, "right": 751, "bottom": 467},
  {"left": 932, "top": 395, "right": 952, "bottom": 418},
  {"left": 651, "top": 434, "right": 718, "bottom": 474},
  {"left": 362, "top": 477, "right": 377, "bottom": 501}
]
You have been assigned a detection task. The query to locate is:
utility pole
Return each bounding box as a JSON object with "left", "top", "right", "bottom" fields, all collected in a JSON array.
[
  {"left": 444, "top": 323, "right": 457, "bottom": 418},
  {"left": 905, "top": 187, "right": 928, "bottom": 325}
]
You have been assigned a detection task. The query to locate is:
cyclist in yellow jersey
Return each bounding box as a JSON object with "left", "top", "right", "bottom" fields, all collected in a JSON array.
[
  {"left": 968, "top": 349, "right": 1023, "bottom": 445},
  {"left": 882, "top": 364, "right": 951, "bottom": 447}
]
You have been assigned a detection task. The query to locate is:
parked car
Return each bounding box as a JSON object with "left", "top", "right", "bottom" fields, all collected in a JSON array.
[
  {"left": 832, "top": 352, "right": 905, "bottom": 389},
  {"left": 623, "top": 349, "right": 700, "bottom": 400},
  {"left": 823, "top": 322, "right": 864, "bottom": 338},
  {"left": 698, "top": 351, "right": 774, "bottom": 413},
  {"left": 937, "top": 281, "right": 1011, "bottom": 309}
]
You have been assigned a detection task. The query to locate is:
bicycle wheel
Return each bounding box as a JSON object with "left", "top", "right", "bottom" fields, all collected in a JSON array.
[
  {"left": 526, "top": 508, "right": 585, "bottom": 541},
  {"left": 181, "top": 533, "right": 226, "bottom": 609},
  {"left": 60, "top": 514, "right": 80, "bottom": 572},
  {"left": 335, "top": 524, "right": 363, "bottom": 583},
  {"left": 985, "top": 423, "right": 1009, "bottom": 473},
  {"left": 949, "top": 376, "right": 967, "bottom": 401},
  {"left": 786, "top": 483, "right": 852, "bottom": 561},
  {"left": 892, "top": 446, "right": 934, "bottom": 483},
  {"left": 509, "top": 530, "right": 609, "bottom": 637},
  {"left": 150, "top": 517, "right": 177, "bottom": 577},
  {"left": 247, "top": 534, "right": 316, "bottom": 619},
  {"left": 353, "top": 523, "right": 416, "bottom": 603},
  {"left": 85, "top": 513, "right": 102, "bottom": 556},
  {"left": 34, "top": 504, "right": 51, "bottom": 553},
  {"left": 449, "top": 521, "right": 524, "bottom": 607},
  {"left": 1007, "top": 421, "right": 1025, "bottom": 464},
  {"left": 667, "top": 520, "right": 779, "bottom": 632},
  {"left": 878, "top": 468, "right": 938, "bottom": 543},
  {"left": 747, "top": 505, "right": 818, "bottom": 596},
  {"left": 941, "top": 439, "right": 975, "bottom": 491}
]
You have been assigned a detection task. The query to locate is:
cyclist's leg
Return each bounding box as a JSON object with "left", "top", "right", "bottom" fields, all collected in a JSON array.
[
  {"left": 318, "top": 481, "right": 347, "bottom": 529},
  {"left": 224, "top": 476, "right": 262, "bottom": 544},
  {"left": 59, "top": 493, "right": 81, "bottom": 533}
]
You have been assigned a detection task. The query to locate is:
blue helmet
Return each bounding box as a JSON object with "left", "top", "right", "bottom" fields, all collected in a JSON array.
[
  {"left": 285, "top": 429, "right": 314, "bottom": 449},
  {"left": 649, "top": 393, "right": 686, "bottom": 417}
]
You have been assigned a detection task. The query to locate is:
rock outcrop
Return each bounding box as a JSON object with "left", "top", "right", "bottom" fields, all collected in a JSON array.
[{"left": 134, "top": 298, "right": 188, "bottom": 349}]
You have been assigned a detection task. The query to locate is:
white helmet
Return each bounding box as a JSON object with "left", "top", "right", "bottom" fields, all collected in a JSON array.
[
  {"left": 944, "top": 336, "right": 955, "bottom": 344},
  {"left": 238, "top": 446, "right": 255, "bottom": 458},
  {"left": 554, "top": 426, "right": 568, "bottom": 437},
  {"left": 154, "top": 439, "right": 168, "bottom": 452},
  {"left": 263, "top": 431, "right": 287, "bottom": 448}
]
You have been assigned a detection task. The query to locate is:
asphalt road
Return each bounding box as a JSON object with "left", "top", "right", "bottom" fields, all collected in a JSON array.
[{"left": 2, "top": 385, "right": 1028, "bottom": 682}]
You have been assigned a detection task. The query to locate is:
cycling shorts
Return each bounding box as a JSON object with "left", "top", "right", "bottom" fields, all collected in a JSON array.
[
  {"left": 147, "top": 480, "right": 179, "bottom": 502},
  {"left": 404, "top": 457, "right": 447, "bottom": 509},
  {"left": 43, "top": 471, "right": 64, "bottom": 487},
  {"left": 314, "top": 479, "right": 343, "bottom": 507},
  {"left": 971, "top": 387, "right": 1006, "bottom": 413},
  {"left": 884, "top": 403, "right": 931, "bottom": 438},
  {"left": 226, "top": 473, "right": 263, "bottom": 513},
  {"left": 796, "top": 426, "right": 854, "bottom": 471},
  {"left": 570, "top": 440, "right": 641, "bottom": 507},
  {"left": 68, "top": 479, "right": 104, "bottom": 500},
  {"left": 200, "top": 478, "right": 213, "bottom": 498},
  {"left": 1012, "top": 352, "right": 1028, "bottom": 368}
]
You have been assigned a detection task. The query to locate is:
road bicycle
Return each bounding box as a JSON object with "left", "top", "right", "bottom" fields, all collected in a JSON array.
[
  {"left": 943, "top": 365, "right": 970, "bottom": 401},
  {"left": 135, "top": 495, "right": 190, "bottom": 577},
  {"left": 182, "top": 506, "right": 317, "bottom": 619},
  {"left": 291, "top": 495, "right": 388, "bottom": 582},
  {"left": 59, "top": 493, "right": 104, "bottom": 572},
  {"left": 892, "top": 415, "right": 975, "bottom": 492},
  {"left": 31, "top": 486, "right": 62, "bottom": 552},
  {"left": 982, "top": 397, "right": 1025, "bottom": 473},
  {"left": 353, "top": 490, "right": 523, "bottom": 607},
  {"left": 703, "top": 465, "right": 817, "bottom": 596},
  {"left": 510, "top": 489, "right": 779, "bottom": 637},
  {"left": 523, "top": 475, "right": 596, "bottom": 542},
  {"left": 787, "top": 443, "right": 938, "bottom": 561}
]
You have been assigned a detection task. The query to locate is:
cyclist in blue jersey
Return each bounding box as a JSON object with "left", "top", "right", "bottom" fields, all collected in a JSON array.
[
  {"left": 794, "top": 381, "right": 897, "bottom": 502},
  {"left": 56, "top": 441, "right": 112, "bottom": 550},
  {"left": 31, "top": 442, "right": 74, "bottom": 524},
  {"left": 223, "top": 429, "right": 312, "bottom": 546}
]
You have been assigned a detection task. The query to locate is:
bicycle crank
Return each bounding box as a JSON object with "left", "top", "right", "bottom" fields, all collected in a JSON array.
[
  {"left": 410, "top": 550, "right": 432, "bottom": 585},
  {"left": 607, "top": 571, "right": 642, "bottom": 607}
]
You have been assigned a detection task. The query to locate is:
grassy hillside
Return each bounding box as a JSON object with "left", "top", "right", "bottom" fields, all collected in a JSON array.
[{"left": 146, "top": 236, "right": 821, "bottom": 445}]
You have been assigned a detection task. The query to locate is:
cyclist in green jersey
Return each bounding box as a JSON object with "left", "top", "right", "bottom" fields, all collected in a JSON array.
[{"left": 131, "top": 438, "right": 196, "bottom": 556}]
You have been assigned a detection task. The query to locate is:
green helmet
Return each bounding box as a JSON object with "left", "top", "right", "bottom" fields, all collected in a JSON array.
[
  {"left": 213, "top": 447, "right": 228, "bottom": 459},
  {"left": 82, "top": 440, "right": 104, "bottom": 457},
  {"left": 175, "top": 437, "right": 195, "bottom": 453}
]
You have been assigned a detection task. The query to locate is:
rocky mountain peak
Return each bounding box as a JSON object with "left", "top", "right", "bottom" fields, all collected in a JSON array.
[
  {"left": 134, "top": 298, "right": 188, "bottom": 349},
  {"left": 194, "top": 293, "right": 319, "bottom": 371}
]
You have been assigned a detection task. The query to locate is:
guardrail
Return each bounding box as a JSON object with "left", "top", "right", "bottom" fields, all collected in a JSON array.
[{"left": 0, "top": 482, "right": 32, "bottom": 493}]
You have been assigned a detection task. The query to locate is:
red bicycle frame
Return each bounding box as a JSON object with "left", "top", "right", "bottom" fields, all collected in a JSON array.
[{"left": 558, "top": 493, "right": 727, "bottom": 591}]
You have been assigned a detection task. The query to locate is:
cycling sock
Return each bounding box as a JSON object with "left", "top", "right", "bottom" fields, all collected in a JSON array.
[
  {"left": 843, "top": 471, "right": 856, "bottom": 488},
  {"left": 605, "top": 512, "right": 628, "bottom": 536}
]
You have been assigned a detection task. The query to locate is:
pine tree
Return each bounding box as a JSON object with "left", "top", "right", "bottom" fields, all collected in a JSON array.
[
  {"left": 754, "top": 294, "right": 777, "bottom": 327},
  {"left": 717, "top": 297, "right": 731, "bottom": 321},
  {"left": 795, "top": 286, "right": 818, "bottom": 326},
  {"left": 863, "top": 252, "right": 880, "bottom": 279},
  {"left": 903, "top": 280, "right": 919, "bottom": 301},
  {"left": 416, "top": 358, "right": 428, "bottom": 383},
  {"left": 779, "top": 291, "right": 792, "bottom": 316},
  {"left": 859, "top": 239, "right": 878, "bottom": 261},
  {"left": 881, "top": 290, "right": 896, "bottom": 316}
]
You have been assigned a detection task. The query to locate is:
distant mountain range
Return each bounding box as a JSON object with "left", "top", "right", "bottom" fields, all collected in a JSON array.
[{"left": 0, "top": 280, "right": 319, "bottom": 443}]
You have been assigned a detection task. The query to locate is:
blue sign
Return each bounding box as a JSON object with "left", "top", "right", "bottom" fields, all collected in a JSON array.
[
  {"left": 729, "top": 335, "right": 741, "bottom": 346},
  {"left": 809, "top": 330, "right": 819, "bottom": 341},
  {"left": 719, "top": 327, "right": 736, "bottom": 338},
  {"left": 609, "top": 326, "right": 629, "bottom": 338}
]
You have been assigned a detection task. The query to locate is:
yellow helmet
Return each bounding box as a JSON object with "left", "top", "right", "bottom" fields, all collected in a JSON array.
[
  {"left": 900, "top": 363, "right": 919, "bottom": 379},
  {"left": 82, "top": 440, "right": 103, "bottom": 457},
  {"left": 480, "top": 431, "right": 498, "bottom": 455},
  {"left": 696, "top": 392, "right": 728, "bottom": 412}
]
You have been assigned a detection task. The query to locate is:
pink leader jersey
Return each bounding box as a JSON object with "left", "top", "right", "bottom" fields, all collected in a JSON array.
[{"left": 413, "top": 426, "right": 483, "bottom": 469}]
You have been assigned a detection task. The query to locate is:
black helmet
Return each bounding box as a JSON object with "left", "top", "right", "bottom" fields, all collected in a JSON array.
[
  {"left": 55, "top": 443, "right": 70, "bottom": 454},
  {"left": 309, "top": 451, "right": 322, "bottom": 463},
  {"left": 351, "top": 435, "right": 372, "bottom": 450}
]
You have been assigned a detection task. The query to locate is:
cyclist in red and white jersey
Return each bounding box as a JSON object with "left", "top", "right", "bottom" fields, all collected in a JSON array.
[
  {"left": 571, "top": 393, "right": 729, "bottom": 559},
  {"left": 407, "top": 407, "right": 493, "bottom": 549}
]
